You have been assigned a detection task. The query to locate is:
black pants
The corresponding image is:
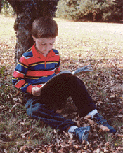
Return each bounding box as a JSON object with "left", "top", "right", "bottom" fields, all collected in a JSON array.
[{"left": 24, "top": 73, "right": 96, "bottom": 132}]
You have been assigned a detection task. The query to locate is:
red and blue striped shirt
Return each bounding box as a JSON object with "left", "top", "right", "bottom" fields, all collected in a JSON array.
[{"left": 12, "top": 45, "right": 60, "bottom": 94}]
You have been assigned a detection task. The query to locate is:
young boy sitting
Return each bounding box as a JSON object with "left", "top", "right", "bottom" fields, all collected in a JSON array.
[{"left": 12, "top": 17, "right": 116, "bottom": 143}]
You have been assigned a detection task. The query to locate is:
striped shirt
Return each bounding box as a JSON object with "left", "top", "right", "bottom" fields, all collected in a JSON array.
[{"left": 12, "top": 45, "right": 60, "bottom": 94}]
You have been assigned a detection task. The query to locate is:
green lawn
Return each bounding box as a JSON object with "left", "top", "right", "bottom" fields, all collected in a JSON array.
[
  {"left": 55, "top": 18, "right": 123, "bottom": 63},
  {"left": 0, "top": 15, "right": 123, "bottom": 69}
]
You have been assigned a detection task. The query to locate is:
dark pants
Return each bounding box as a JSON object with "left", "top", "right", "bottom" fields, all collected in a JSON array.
[{"left": 24, "top": 73, "right": 96, "bottom": 132}]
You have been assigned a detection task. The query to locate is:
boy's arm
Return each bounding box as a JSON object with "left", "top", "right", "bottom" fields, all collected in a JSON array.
[
  {"left": 12, "top": 57, "right": 60, "bottom": 94},
  {"left": 12, "top": 56, "right": 30, "bottom": 93}
]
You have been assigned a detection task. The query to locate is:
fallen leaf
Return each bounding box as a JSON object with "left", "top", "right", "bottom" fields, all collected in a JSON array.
[{"left": 99, "top": 125, "right": 110, "bottom": 132}]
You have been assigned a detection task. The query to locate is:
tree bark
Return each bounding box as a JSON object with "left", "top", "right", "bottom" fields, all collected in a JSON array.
[
  {"left": 0, "top": 0, "right": 1, "bottom": 13},
  {"left": 7, "top": 0, "right": 59, "bottom": 65},
  {"left": 122, "top": 4, "right": 123, "bottom": 23}
]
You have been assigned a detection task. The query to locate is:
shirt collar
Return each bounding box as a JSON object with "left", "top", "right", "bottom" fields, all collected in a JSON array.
[{"left": 32, "top": 44, "right": 55, "bottom": 58}]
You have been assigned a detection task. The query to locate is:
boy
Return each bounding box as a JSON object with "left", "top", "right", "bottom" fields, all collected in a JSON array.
[{"left": 12, "top": 17, "right": 116, "bottom": 143}]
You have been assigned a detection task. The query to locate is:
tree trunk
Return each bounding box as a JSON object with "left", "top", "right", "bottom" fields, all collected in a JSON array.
[
  {"left": 7, "top": 0, "right": 59, "bottom": 65},
  {"left": 122, "top": 5, "right": 123, "bottom": 21},
  {"left": 0, "top": 0, "right": 1, "bottom": 13}
]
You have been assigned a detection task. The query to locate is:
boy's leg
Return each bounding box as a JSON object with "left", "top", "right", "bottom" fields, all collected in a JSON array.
[
  {"left": 40, "top": 73, "right": 96, "bottom": 117},
  {"left": 24, "top": 93, "right": 76, "bottom": 132},
  {"left": 40, "top": 73, "right": 116, "bottom": 133},
  {"left": 24, "top": 93, "right": 91, "bottom": 143},
  {"left": 61, "top": 74, "right": 116, "bottom": 133},
  {"left": 24, "top": 73, "right": 93, "bottom": 134},
  {"left": 68, "top": 75, "right": 96, "bottom": 117},
  {"left": 39, "top": 73, "right": 73, "bottom": 110}
]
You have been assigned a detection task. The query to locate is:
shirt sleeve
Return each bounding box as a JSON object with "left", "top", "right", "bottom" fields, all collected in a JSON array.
[{"left": 12, "top": 56, "right": 30, "bottom": 93}]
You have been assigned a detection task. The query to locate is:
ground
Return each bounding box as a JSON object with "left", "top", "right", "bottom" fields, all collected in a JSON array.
[{"left": 0, "top": 15, "right": 123, "bottom": 152}]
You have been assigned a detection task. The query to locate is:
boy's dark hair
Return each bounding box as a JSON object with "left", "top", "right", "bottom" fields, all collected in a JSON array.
[{"left": 32, "top": 17, "right": 58, "bottom": 38}]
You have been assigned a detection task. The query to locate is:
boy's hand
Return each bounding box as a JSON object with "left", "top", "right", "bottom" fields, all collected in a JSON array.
[{"left": 32, "top": 87, "right": 41, "bottom": 96}]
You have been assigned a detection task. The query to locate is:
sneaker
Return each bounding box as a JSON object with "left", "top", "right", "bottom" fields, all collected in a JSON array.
[
  {"left": 74, "top": 126, "right": 90, "bottom": 143},
  {"left": 93, "top": 113, "right": 116, "bottom": 133}
]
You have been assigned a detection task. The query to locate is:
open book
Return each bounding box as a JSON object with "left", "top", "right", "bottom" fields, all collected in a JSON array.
[
  {"left": 59, "top": 65, "right": 93, "bottom": 75},
  {"left": 43, "top": 65, "right": 93, "bottom": 86}
]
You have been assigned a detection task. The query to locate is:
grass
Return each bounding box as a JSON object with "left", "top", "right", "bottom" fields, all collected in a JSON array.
[
  {"left": 0, "top": 15, "right": 123, "bottom": 70},
  {"left": 55, "top": 18, "right": 123, "bottom": 63},
  {"left": 0, "top": 15, "right": 123, "bottom": 152}
]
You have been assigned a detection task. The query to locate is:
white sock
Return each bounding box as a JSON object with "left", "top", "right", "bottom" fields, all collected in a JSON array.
[
  {"left": 68, "top": 126, "right": 78, "bottom": 133},
  {"left": 87, "top": 109, "right": 98, "bottom": 118}
]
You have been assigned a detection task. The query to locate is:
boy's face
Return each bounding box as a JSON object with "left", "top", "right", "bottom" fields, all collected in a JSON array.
[{"left": 33, "top": 36, "right": 56, "bottom": 56}]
